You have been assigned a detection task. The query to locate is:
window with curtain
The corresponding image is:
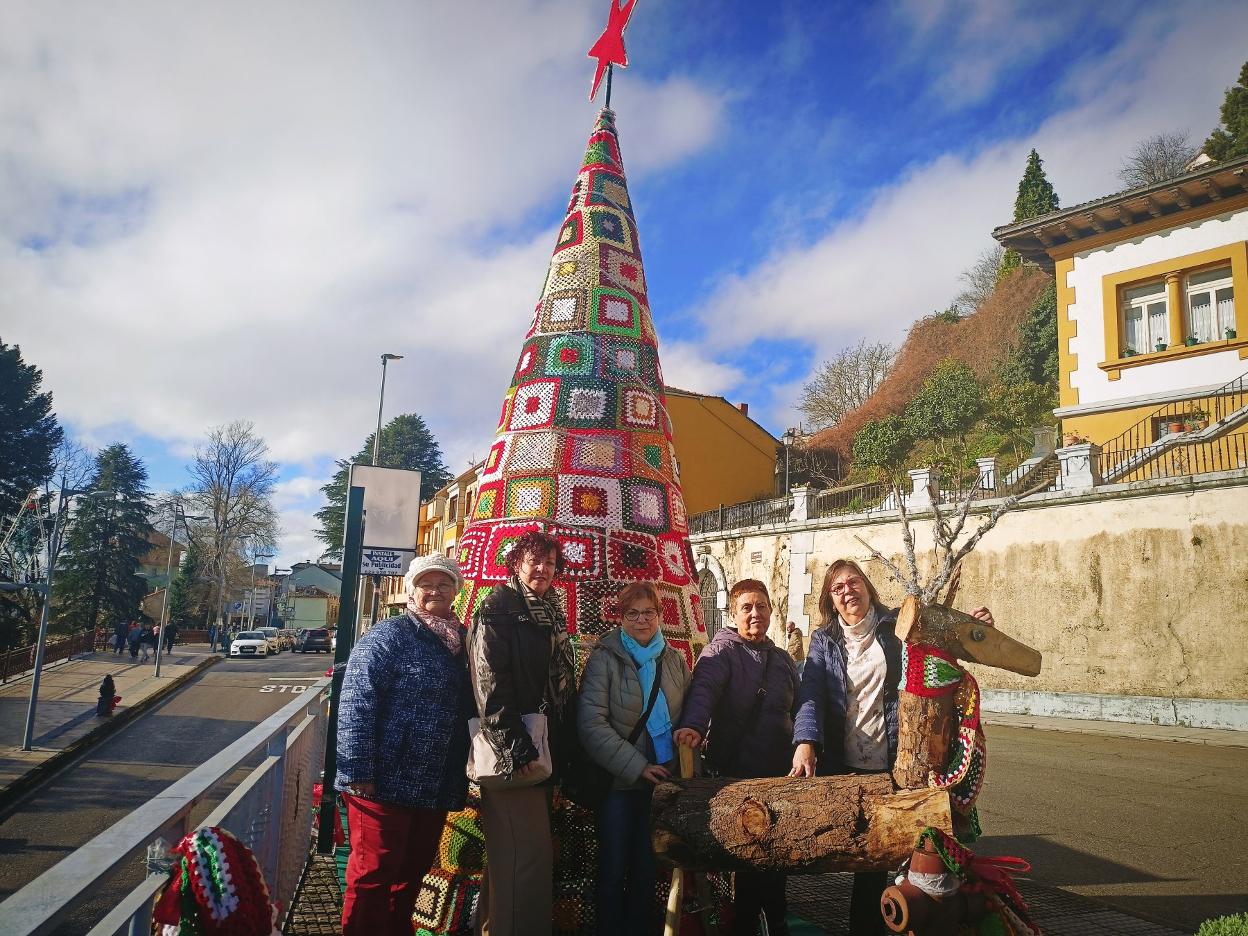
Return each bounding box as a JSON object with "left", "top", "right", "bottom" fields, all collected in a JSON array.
[
  {"left": 1122, "top": 281, "right": 1168, "bottom": 353},
  {"left": 1186, "top": 267, "right": 1235, "bottom": 343}
]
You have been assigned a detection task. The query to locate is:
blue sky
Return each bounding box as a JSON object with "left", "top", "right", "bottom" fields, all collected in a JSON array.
[{"left": 2, "top": 0, "right": 1245, "bottom": 565}]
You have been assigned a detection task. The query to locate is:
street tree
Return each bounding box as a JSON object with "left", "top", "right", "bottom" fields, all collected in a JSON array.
[
  {"left": 0, "top": 341, "right": 63, "bottom": 521},
  {"left": 1204, "top": 60, "right": 1248, "bottom": 162},
  {"left": 1118, "top": 131, "right": 1198, "bottom": 188},
  {"left": 952, "top": 245, "right": 1005, "bottom": 316},
  {"left": 998, "top": 150, "right": 1060, "bottom": 280},
  {"left": 167, "top": 539, "right": 211, "bottom": 627},
  {"left": 315, "top": 413, "right": 452, "bottom": 559},
  {"left": 904, "top": 360, "right": 982, "bottom": 450},
  {"left": 851, "top": 415, "right": 914, "bottom": 478},
  {"left": 184, "top": 421, "right": 279, "bottom": 634},
  {"left": 797, "top": 340, "right": 896, "bottom": 431},
  {"left": 56, "top": 444, "right": 153, "bottom": 633}
]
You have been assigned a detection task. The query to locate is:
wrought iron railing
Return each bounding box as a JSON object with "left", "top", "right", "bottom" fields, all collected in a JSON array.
[
  {"left": 0, "top": 629, "right": 102, "bottom": 683},
  {"left": 0, "top": 680, "right": 330, "bottom": 936},
  {"left": 1098, "top": 371, "right": 1248, "bottom": 483},
  {"left": 810, "top": 482, "right": 890, "bottom": 518},
  {"left": 689, "top": 496, "right": 792, "bottom": 534}
]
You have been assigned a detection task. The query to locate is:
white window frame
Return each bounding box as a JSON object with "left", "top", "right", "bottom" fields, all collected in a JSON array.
[
  {"left": 1185, "top": 267, "right": 1235, "bottom": 343},
  {"left": 1121, "top": 281, "right": 1169, "bottom": 354}
]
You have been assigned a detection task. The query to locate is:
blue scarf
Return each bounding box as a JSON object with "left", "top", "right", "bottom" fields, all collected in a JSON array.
[{"left": 619, "top": 629, "right": 674, "bottom": 764}]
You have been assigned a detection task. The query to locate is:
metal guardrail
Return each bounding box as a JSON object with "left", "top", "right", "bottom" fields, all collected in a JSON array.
[
  {"left": 810, "top": 482, "right": 890, "bottom": 519},
  {"left": 0, "top": 679, "right": 331, "bottom": 936},
  {"left": 688, "top": 496, "right": 792, "bottom": 534}
]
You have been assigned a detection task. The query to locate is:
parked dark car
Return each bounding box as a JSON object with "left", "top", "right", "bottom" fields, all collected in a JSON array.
[{"left": 295, "top": 628, "right": 332, "bottom": 653}]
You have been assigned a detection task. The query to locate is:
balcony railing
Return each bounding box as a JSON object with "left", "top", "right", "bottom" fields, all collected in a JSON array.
[{"left": 689, "top": 495, "right": 793, "bottom": 535}]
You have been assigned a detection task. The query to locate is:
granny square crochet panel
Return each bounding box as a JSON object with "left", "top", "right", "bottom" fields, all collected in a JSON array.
[
  {"left": 415, "top": 110, "right": 707, "bottom": 936},
  {"left": 451, "top": 107, "right": 708, "bottom": 667}
]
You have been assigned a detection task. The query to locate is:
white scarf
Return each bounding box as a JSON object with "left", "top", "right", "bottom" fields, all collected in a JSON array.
[{"left": 839, "top": 606, "right": 889, "bottom": 770}]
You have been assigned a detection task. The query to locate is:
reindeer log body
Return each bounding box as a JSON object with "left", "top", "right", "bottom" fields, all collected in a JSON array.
[{"left": 651, "top": 775, "right": 953, "bottom": 873}]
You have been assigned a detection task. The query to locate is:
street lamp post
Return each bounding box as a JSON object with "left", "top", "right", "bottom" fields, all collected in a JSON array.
[
  {"left": 21, "top": 487, "right": 109, "bottom": 751},
  {"left": 154, "top": 503, "right": 207, "bottom": 678},
  {"left": 245, "top": 550, "right": 274, "bottom": 630},
  {"left": 782, "top": 427, "right": 797, "bottom": 495},
  {"left": 372, "top": 353, "right": 404, "bottom": 466}
]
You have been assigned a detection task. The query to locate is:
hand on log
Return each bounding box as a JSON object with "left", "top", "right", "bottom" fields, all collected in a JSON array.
[{"left": 650, "top": 774, "right": 953, "bottom": 874}]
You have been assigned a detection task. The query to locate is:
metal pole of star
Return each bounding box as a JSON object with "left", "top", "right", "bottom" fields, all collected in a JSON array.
[{"left": 605, "top": 63, "right": 613, "bottom": 108}]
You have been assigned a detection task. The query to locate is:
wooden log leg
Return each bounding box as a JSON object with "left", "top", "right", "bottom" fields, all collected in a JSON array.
[{"left": 663, "top": 869, "right": 685, "bottom": 936}]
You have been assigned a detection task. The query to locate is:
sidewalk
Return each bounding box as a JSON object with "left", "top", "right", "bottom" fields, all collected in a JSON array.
[
  {"left": 0, "top": 644, "right": 220, "bottom": 804},
  {"left": 984, "top": 709, "right": 1248, "bottom": 747}
]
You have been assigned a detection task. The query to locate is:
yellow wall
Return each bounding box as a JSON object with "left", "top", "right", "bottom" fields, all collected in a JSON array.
[{"left": 666, "top": 392, "right": 778, "bottom": 515}]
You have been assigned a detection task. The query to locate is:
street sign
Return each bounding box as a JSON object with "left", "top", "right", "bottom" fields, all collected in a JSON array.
[
  {"left": 231, "top": 601, "right": 244, "bottom": 612},
  {"left": 348, "top": 464, "right": 422, "bottom": 553},
  {"left": 360, "top": 547, "right": 416, "bottom": 576}
]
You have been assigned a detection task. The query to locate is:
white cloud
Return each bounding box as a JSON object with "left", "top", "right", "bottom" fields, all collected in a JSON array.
[
  {"left": 659, "top": 340, "right": 744, "bottom": 397},
  {"left": 689, "top": 8, "right": 1246, "bottom": 370},
  {"left": 0, "top": 1, "right": 722, "bottom": 560}
]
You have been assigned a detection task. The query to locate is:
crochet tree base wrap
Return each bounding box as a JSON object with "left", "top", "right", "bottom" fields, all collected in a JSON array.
[{"left": 650, "top": 775, "right": 955, "bottom": 873}]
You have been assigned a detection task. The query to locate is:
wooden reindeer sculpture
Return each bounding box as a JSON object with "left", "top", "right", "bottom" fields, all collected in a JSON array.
[{"left": 651, "top": 472, "right": 1047, "bottom": 933}]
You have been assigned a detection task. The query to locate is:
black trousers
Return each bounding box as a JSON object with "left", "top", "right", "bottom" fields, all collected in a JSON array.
[
  {"left": 731, "top": 871, "right": 789, "bottom": 936},
  {"left": 850, "top": 870, "right": 889, "bottom": 935}
]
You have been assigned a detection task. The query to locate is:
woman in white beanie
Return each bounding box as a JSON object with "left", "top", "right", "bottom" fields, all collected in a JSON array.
[{"left": 335, "top": 553, "right": 473, "bottom": 936}]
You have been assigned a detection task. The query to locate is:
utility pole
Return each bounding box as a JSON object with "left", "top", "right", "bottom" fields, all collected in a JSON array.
[{"left": 154, "top": 502, "right": 206, "bottom": 678}]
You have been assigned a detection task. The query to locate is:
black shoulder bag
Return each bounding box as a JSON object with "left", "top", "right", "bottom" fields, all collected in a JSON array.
[
  {"left": 704, "top": 648, "right": 775, "bottom": 777},
  {"left": 561, "top": 663, "right": 663, "bottom": 812}
]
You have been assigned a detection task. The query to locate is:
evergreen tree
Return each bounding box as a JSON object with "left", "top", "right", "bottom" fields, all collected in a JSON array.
[
  {"left": 167, "top": 539, "right": 210, "bottom": 626},
  {"left": 1204, "top": 60, "right": 1248, "bottom": 162},
  {"left": 315, "top": 413, "right": 452, "bottom": 558},
  {"left": 0, "top": 341, "right": 63, "bottom": 520},
  {"left": 999, "top": 150, "right": 1060, "bottom": 279},
  {"left": 56, "top": 444, "right": 153, "bottom": 633},
  {"left": 1001, "top": 281, "right": 1059, "bottom": 387}
]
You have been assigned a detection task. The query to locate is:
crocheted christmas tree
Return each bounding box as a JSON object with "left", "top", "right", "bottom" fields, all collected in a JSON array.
[
  {"left": 413, "top": 109, "right": 707, "bottom": 936},
  {"left": 450, "top": 107, "right": 708, "bottom": 669}
]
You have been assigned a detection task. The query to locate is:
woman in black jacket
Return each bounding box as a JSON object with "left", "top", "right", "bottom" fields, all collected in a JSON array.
[{"left": 467, "top": 530, "right": 575, "bottom": 936}]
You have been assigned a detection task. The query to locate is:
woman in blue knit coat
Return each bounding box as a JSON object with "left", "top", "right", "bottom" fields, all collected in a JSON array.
[{"left": 335, "top": 553, "right": 474, "bottom": 936}]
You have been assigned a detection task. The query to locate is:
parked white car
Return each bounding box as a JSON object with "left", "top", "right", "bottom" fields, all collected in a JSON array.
[
  {"left": 257, "top": 627, "right": 283, "bottom": 654},
  {"left": 229, "top": 631, "right": 270, "bottom": 659}
]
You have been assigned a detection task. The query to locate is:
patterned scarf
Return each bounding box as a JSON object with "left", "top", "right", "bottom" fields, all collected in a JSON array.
[
  {"left": 405, "top": 603, "right": 464, "bottom": 656},
  {"left": 512, "top": 575, "right": 575, "bottom": 709}
]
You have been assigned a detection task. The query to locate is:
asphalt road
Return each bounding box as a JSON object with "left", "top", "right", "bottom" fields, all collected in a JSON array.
[
  {"left": 0, "top": 648, "right": 330, "bottom": 934},
  {"left": 978, "top": 725, "right": 1248, "bottom": 932}
]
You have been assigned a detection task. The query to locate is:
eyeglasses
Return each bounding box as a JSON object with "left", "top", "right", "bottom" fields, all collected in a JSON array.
[
  {"left": 623, "top": 609, "right": 659, "bottom": 622},
  {"left": 828, "top": 577, "right": 866, "bottom": 596},
  {"left": 415, "top": 580, "right": 458, "bottom": 592}
]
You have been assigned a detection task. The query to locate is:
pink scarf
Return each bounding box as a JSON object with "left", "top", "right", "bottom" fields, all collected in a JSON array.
[{"left": 405, "top": 602, "right": 464, "bottom": 655}]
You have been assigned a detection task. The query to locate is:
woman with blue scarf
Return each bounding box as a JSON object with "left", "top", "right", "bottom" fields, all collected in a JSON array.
[{"left": 578, "top": 581, "right": 691, "bottom": 936}]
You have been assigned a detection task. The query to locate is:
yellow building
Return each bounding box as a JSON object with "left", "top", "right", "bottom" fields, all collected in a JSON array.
[
  {"left": 663, "top": 387, "right": 778, "bottom": 515},
  {"left": 994, "top": 154, "right": 1248, "bottom": 480}
]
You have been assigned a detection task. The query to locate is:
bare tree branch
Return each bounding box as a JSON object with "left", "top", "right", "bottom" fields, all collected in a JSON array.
[
  {"left": 798, "top": 339, "right": 896, "bottom": 431},
  {"left": 852, "top": 534, "right": 912, "bottom": 593},
  {"left": 1118, "top": 131, "right": 1198, "bottom": 188}
]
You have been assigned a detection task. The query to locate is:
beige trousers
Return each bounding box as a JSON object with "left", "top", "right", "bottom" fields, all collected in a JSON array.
[{"left": 476, "top": 784, "right": 553, "bottom": 936}]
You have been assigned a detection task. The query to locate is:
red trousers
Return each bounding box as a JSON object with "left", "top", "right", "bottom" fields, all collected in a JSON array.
[{"left": 341, "top": 794, "right": 447, "bottom": 936}]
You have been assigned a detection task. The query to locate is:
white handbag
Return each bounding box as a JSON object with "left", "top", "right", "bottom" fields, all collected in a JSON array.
[{"left": 467, "top": 713, "right": 552, "bottom": 789}]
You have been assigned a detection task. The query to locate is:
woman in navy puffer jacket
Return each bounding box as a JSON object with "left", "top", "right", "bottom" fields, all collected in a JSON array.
[
  {"left": 335, "top": 553, "right": 474, "bottom": 936},
  {"left": 790, "top": 558, "right": 993, "bottom": 935}
]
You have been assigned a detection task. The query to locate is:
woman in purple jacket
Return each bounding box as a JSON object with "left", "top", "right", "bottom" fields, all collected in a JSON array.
[{"left": 674, "top": 578, "right": 798, "bottom": 936}]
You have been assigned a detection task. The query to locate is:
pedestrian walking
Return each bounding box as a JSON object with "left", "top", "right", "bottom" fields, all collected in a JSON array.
[
  {"left": 577, "top": 581, "right": 690, "bottom": 936},
  {"left": 163, "top": 623, "right": 177, "bottom": 653},
  {"left": 675, "top": 578, "right": 799, "bottom": 936},
  {"left": 786, "top": 621, "right": 806, "bottom": 676},
  {"left": 139, "top": 625, "right": 155, "bottom": 662},
  {"left": 128, "top": 622, "right": 141, "bottom": 660},
  {"left": 335, "top": 554, "right": 473, "bottom": 936},
  {"left": 113, "top": 620, "right": 128, "bottom": 655}
]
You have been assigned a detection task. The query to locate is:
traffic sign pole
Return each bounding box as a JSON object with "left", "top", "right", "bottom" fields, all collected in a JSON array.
[{"left": 317, "top": 484, "right": 365, "bottom": 854}]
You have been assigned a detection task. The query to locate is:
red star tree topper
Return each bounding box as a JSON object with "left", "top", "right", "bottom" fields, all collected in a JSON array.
[{"left": 588, "top": 0, "right": 637, "bottom": 102}]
